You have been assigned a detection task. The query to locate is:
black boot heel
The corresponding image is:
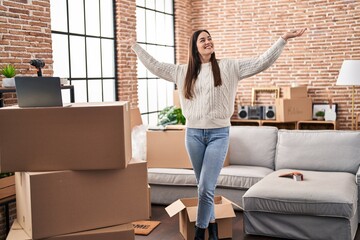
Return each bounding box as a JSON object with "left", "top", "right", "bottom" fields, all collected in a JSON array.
[
  {"left": 194, "top": 226, "right": 206, "bottom": 240},
  {"left": 208, "top": 222, "right": 218, "bottom": 240}
]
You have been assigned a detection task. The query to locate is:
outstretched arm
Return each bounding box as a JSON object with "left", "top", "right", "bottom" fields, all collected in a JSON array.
[
  {"left": 129, "top": 40, "right": 178, "bottom": 83},
  {"left": 236, "top": 28, "right": 307, "bottom": 80}
]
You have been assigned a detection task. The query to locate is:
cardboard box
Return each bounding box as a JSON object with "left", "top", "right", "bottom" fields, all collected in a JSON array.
[
  {"left": 165, "top": 196, "right": 236, "bottom": 240},
  {"left": 146, "top": 127, "right": 192, "bottom": 169},
  {"left": 147, "top": 126, "right": 229, "bottom": 169},
  {"left": 15, "top": 159, "right": 148, "bottom": 239},
  {"left": 7, "top": 220, "right": 135, "bottom": 240},
  {"left": 283, "top": 86, "right": 308, "bottom": 99},
  {"left": 275, "top": 98, "right": 312, "bottom": 122},
  {"left": 0, "top": 102, "right": 132, "bottom": 172},
  {"left": 147, "top": 184, "right": 152, "bottom": 219}
]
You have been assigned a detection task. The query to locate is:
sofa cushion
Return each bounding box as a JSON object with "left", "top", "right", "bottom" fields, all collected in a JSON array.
[
  {"left": 229, "top": 126, "right": 278, "bottom": 169},
  {"left": 243, "top": 169, "right": 358, "bottom": 219},
  {"left": 148, "top": 165, "right": 273, "bottom": 189},
  {"left": 148, "top": 168, "right": 197, "bottom": 186},
  {"left": 275, "top": 130, "right": 360, "bottom": 174},
  {"left": 218, "top": 165, "right": 273, "bottom": 189}
]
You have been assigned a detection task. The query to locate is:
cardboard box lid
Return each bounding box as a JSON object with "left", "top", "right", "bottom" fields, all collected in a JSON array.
[
  {"left": 165, "top": 196, "right": 236, "bottom": 222},
  {"left": 130, "top": 108, "right": 143, "bottom": 129}
]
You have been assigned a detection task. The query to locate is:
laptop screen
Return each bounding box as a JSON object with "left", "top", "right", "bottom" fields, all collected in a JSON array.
[{"left": 14, "top": 77, "right": 63, "bottom": 107}]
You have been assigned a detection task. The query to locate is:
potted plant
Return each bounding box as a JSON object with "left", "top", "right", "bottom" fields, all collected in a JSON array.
[
  {"left": 315, "top": 110, "right": 325, "bottom": 121},
  {"left": 158, "top": 106, "right": 186, "bottom": 126},
  {"left": 1, "top": 64, "right": 17, "bottom": 87}
]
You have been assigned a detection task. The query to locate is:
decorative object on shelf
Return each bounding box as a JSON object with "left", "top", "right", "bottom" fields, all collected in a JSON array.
[
  {"left": 1, "top": 64, "right": 16, "bottom": 87},
  {"left": 315, "top": 110, "right": 325, "bottom": 121},
  {"left": 336, "top": 60, "right": 360, "bottom": 130},
  {"left": 251, "top": 87, "right": 280, "bottom": 106},
  {"left": 312, "top": 103, "right": 338, "bottom": 120},
  {"left": 325, "top": 98, "right": 337, "bottom": 121}
]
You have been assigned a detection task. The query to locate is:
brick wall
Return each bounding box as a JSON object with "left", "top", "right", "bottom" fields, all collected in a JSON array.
[
  {"left": 1, "top": 0, "right": 359, "bottom": 129},
  {"left": 114, "top": 0, "right": 138, "bottom": 109},
  {"left": 0, "top": 0, "right": 53, "bottom": 106},
  {"left": 174, "top": 0, "right": 360, "bottom": 130}
]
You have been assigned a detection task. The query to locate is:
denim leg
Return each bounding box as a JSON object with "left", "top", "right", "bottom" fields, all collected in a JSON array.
[
  {"left": 185, "top": 128, "right": 206, "bottom": 182},
  {"left": 185, "top": 127, "right": 229, "bottom": 229}
]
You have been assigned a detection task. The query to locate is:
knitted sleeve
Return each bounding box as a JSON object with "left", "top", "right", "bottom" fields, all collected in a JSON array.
[
  {"left": 131, "top": 44, "right": 178, "bottom": 83},
  {"left": 235, "top": 37, "right": 287, "bottom": 81}
]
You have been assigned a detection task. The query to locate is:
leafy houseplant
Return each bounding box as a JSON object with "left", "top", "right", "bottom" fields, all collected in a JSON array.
[
  {"left": 158, "top": 106, "right": 186, "bottom": 126},
  {"left": 315, "top": 110, "right": 325, "bottom": 120},
  {"left": 1, "top": 64, "right": 16, "bottom": 78},
  {"left": 1, "top": 64, "right": 17, "bottom": 87}
]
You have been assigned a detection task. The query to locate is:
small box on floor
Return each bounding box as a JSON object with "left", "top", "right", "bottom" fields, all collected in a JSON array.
[
  {"left": 0, "top": 101, "right": 132, "bottom": 172},
  {"left": 15, "top": 159, "right": 148, "bottom": 239},
  {"left": 7, "top": 220, "right": 135, "bottom": 240},
  {"left": 165, "top": 196, "right": 236, "bottom": 240}
]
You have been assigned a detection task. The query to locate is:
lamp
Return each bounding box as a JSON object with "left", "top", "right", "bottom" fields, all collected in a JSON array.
[{"left": 336, "top": 60, "right": 360, "bottom": 130}]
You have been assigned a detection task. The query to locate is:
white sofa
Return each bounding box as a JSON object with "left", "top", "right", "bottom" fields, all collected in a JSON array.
[{"left": 147, "top": 126, "right": 360, "bottom": 240}]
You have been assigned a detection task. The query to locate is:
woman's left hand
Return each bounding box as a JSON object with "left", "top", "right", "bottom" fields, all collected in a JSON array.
[{"left": 282, "top": 28, "right": 307, "bottom": 41}]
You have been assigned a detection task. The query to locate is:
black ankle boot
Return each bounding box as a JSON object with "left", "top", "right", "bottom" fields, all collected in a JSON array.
[
  {"left": 208, "top": 222, "right": 218, "bottom": 240},
  {"left": 194, "top": 226, "right": 206, "bottom": 240}
]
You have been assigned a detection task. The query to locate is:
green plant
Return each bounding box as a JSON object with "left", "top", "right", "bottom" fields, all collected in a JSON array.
[
  {"left": 158, "top": 106, "right": 186, "bottom": 126},
  {"left": 1, "top": 64, "right": 16, "bottom": 78},
  {"left": 315, "top": 110, "right": 325, "bottom": 117},
  {"left": 0, "top": 172, "right": 14, "bottom": 179}
]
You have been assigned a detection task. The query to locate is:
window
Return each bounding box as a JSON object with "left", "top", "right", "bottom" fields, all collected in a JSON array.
[
  {"left": 50, "top": 0, "right": 116, "bottom": 103},
  {"left": 136, "top": 0, "right": 175, "bottom": 125}
]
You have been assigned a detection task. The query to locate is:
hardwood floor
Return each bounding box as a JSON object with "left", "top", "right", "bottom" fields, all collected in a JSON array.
[{"left": 135, "top": 204, "right": 360, "bottom": 240}]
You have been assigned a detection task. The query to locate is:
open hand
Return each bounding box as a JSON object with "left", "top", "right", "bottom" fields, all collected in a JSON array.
[{"left": 282, "top": 28, "right": 307, "bottom": 41}]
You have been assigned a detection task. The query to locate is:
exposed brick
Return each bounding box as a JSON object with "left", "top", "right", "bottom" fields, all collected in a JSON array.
[{"left": 1, "top": 0, "right": 359, "bottom": 130}]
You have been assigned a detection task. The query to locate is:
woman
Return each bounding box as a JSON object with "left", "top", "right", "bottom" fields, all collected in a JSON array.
[{"left": 130, "top": 28, "right": 306, "bottom": 240}]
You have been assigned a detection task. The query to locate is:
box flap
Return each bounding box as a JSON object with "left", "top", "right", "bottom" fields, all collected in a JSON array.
[
  {"left": 220, "top": 196, "right": 242, "bottom": 210},
  {"left": 165, "top": 199, "right": 186, "bottom": 217},
  {"left": 131, "top": 108, "right": 143, "bottom": 129},
  {"left": 186, "top": 206, "right": 198, "bottom": 222}
]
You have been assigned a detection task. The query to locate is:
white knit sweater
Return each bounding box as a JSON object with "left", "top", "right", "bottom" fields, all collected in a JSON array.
[{"left": 132, "top": 37, "right": 286, "bottom": 129}]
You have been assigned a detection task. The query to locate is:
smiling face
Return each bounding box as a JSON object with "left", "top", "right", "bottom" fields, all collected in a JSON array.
[{"left": 196, "top": 31, "right": 214, "bottom": 63}]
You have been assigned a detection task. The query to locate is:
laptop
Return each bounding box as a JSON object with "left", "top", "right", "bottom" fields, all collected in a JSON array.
[{"left": 14, "top": 77, "right": 63, "bottom": 107}]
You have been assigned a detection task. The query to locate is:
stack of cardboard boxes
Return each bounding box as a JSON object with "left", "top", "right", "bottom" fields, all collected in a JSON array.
[
  {"left": 275, "top": 86, "right": 313, "bottom": 121},
  {"left": 0, "top": 102, "right": 149, "bottom": 240}
]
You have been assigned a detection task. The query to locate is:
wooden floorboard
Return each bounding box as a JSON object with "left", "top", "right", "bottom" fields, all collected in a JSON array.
[{"left": 135, "top": 204, "right": 360, "bottom": 240}]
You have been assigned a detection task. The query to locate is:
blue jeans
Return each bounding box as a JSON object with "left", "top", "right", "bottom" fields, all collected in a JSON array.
[{"left": 185, "top": 127, "right": 229, "bottom": 228}]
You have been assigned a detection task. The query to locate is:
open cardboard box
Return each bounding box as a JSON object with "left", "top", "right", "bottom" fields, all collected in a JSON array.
[
  {"left": 165, "top": 196, "right": 236, "bottom": 240},
  {"left": 0, "top": 101, "right": 132, "bottom": 172},
  {"left": 7, "top": 220, "right": 135, "bottom": 240}
]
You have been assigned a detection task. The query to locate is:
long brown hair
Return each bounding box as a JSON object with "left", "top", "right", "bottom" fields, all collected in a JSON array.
[{"left": 184, "top": 29, "right": 222, "bottom": 99}]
